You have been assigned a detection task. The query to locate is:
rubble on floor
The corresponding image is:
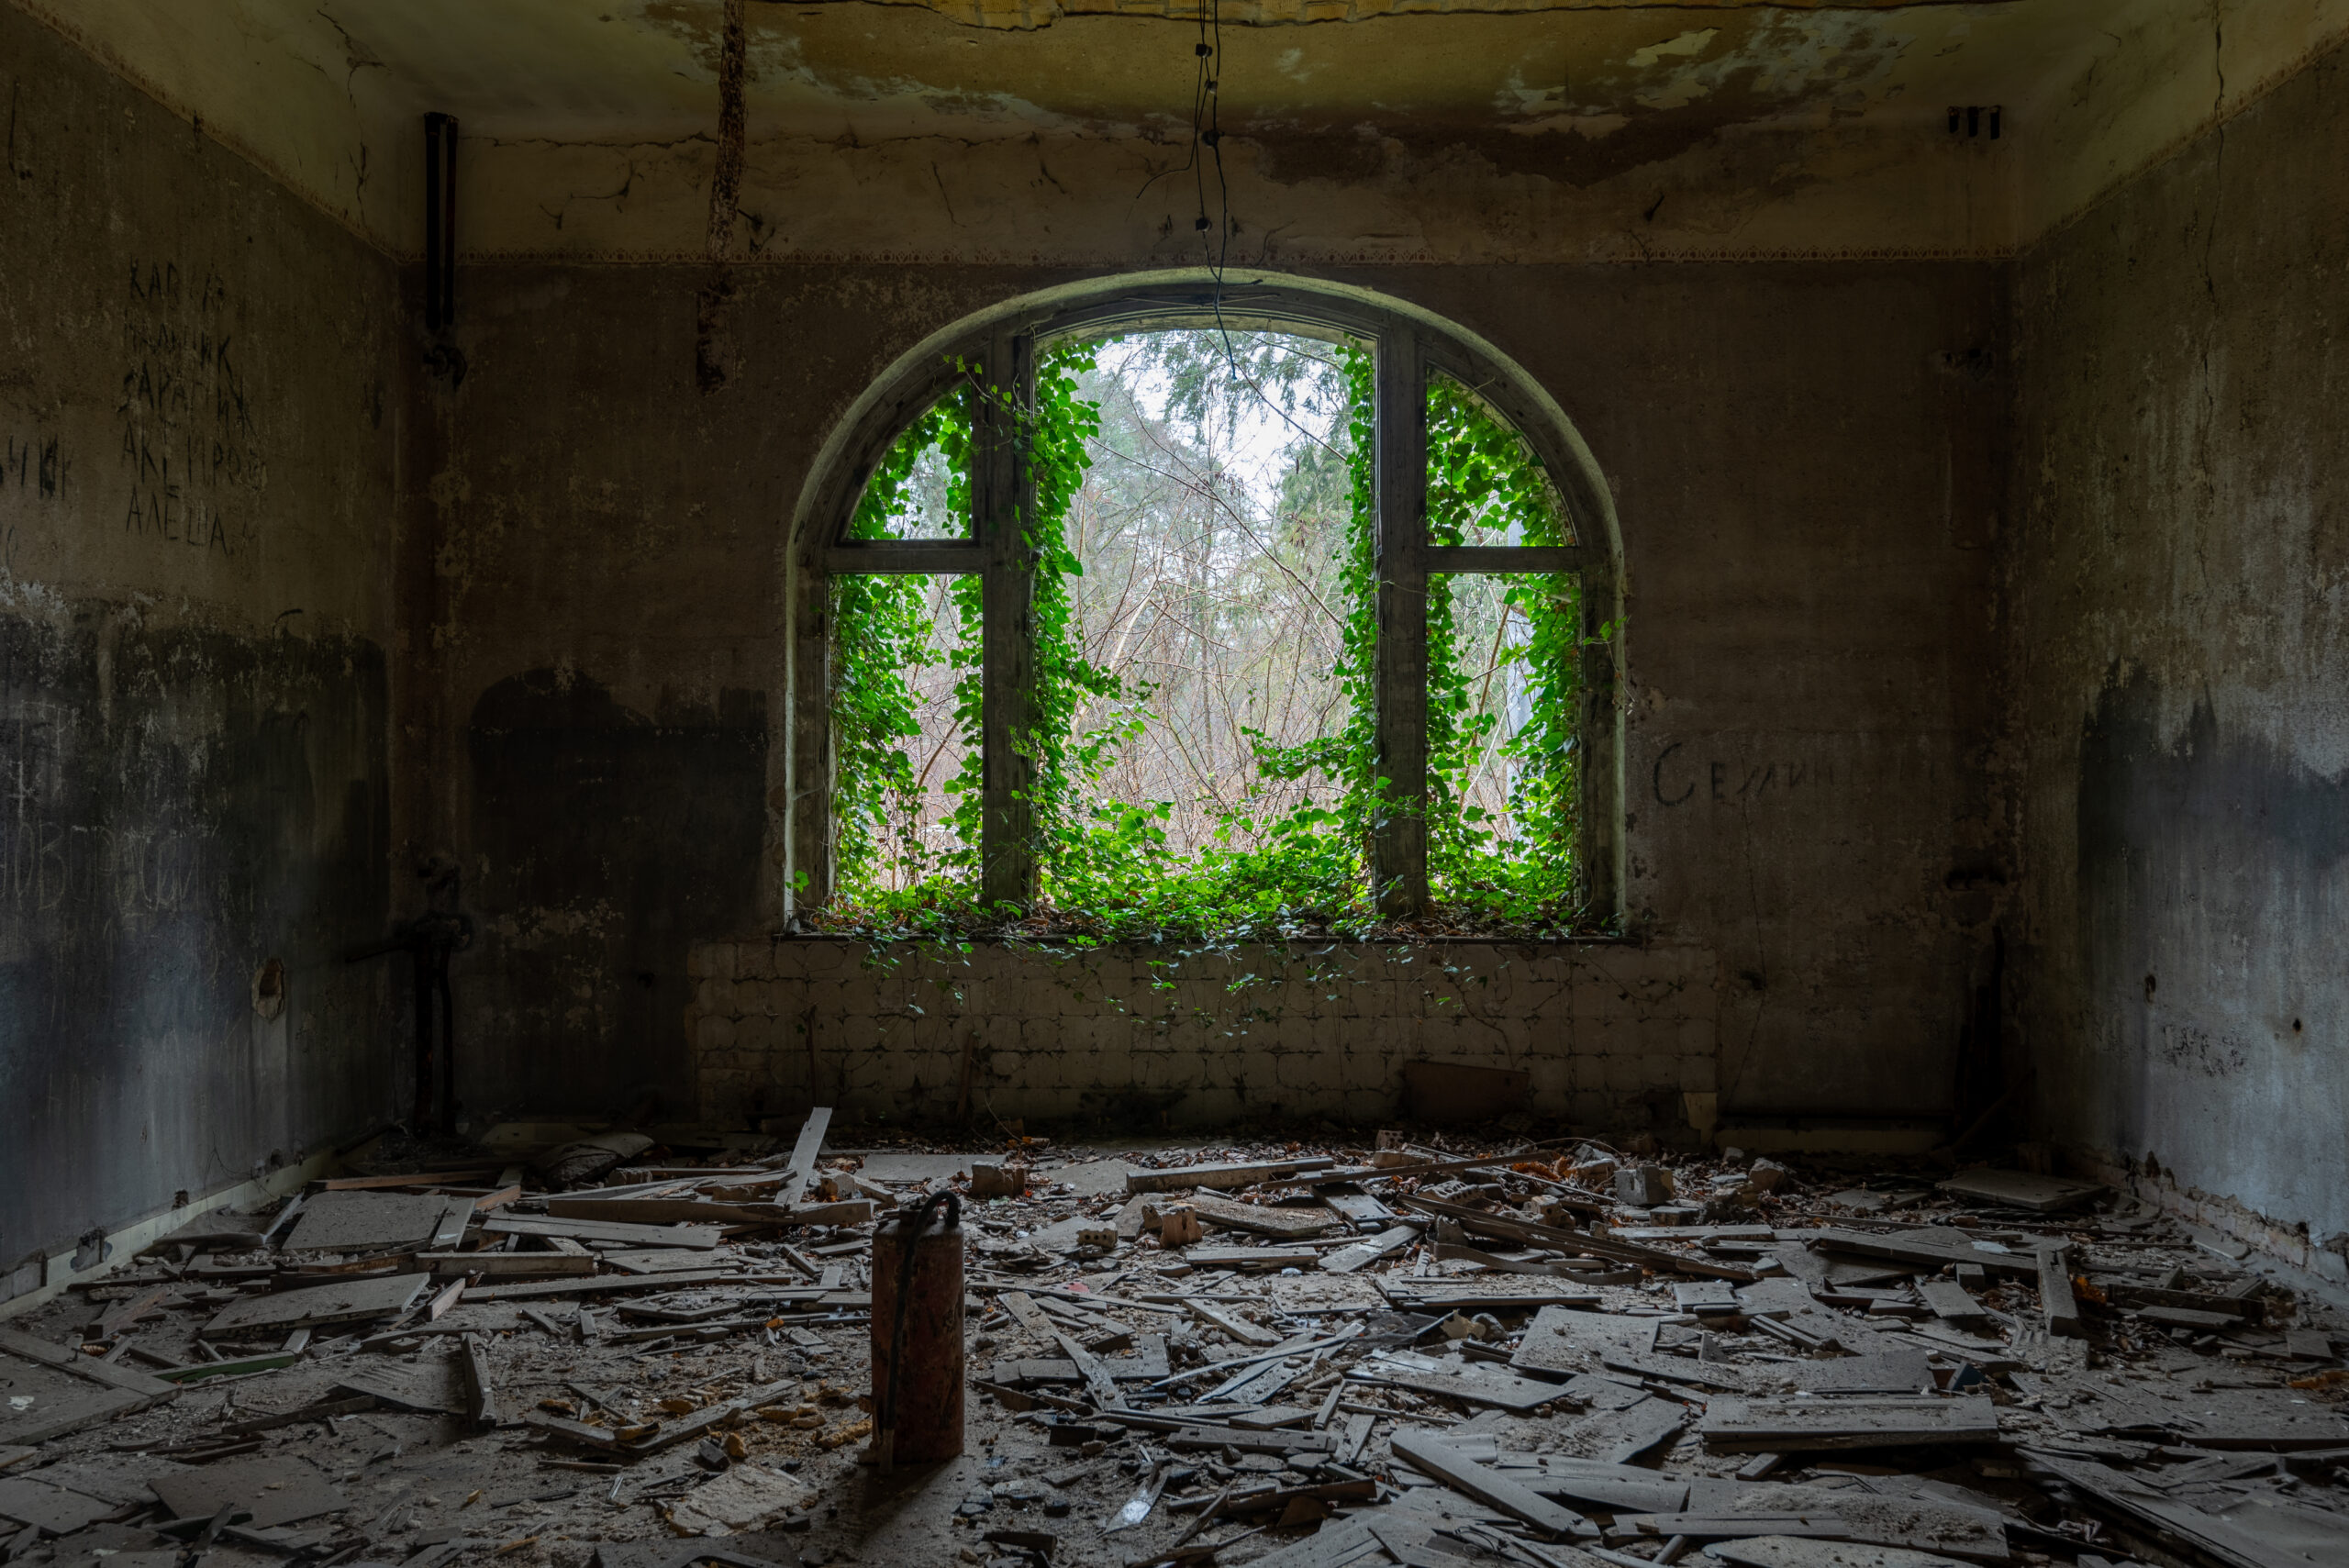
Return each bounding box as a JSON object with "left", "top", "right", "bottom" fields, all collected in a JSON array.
[{"left": 2, "top": 1120, "right": 2343, "bottom": 1568}]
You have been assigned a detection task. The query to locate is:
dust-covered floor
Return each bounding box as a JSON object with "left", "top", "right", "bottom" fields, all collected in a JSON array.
[{"left": 2, "top": 1122, "right": 2343, "bottom": 1568}]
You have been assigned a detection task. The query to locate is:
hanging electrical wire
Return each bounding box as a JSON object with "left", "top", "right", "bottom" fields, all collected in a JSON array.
[{"left": 1177, "top": 0, "right": 1353, "bottom": 466}]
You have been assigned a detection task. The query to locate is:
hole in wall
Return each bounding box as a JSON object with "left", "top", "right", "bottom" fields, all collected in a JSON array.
[
  {"left": 2292, "top": 1018, "right": 2303, "bottom": 1034},
  {"left": 2143, "top": 973, "right": 2157, "bottom": 1000},
  {"left": 251, "top": 958, "right": 286, "bottom": 1020}
]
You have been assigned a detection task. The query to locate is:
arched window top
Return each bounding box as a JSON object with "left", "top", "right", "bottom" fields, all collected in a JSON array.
[{"left": 786, "top": 273, "right": 1622, "bottom": 933}]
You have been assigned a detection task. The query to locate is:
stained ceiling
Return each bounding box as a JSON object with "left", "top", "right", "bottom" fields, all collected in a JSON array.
[{"left": 17, "top": 0, "right": 2347, "bottom": 260}]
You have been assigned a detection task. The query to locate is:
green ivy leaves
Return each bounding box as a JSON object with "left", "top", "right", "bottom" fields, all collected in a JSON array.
[{"left": 826, "top": 340, "right": 1589, "bottom": 942}]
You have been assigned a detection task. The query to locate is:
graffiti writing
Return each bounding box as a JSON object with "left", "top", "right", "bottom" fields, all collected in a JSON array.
[
  {"left": 117, "top": 260, "right": 263, "bottom": 566},
  {"left": 4, "top": 434, "right": 67, "bottom": 499},
  {"left": 1652, "top": 740, "right": 1839, "bottom": 807}
]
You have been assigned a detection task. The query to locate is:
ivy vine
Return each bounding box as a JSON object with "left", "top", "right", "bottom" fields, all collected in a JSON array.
[{"left": 823, "top": 335, "right": 1602, "bottom": 945}]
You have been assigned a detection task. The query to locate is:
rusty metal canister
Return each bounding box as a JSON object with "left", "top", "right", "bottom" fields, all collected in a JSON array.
[{"left": 867, "top": 1194, "right": 964, "bottom": 1465}]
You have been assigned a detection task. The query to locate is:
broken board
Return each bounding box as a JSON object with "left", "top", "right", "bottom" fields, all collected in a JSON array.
[
  {"left": 603, "top": 1248, "right": 741, "bottom": 1274},
  {"left": 0, "top": 1329, "right": 177, "bottom": 1445},
  {"left": 1509, "top": 1307, "right": 1661, "bottom": 1375},
  {"left": 1792, "top": 1351, "right": 1936, "bottom": 1396},
  {"left": 541, "top": 1196, "right": 874, "bottom": 1228},
  {"left": 1698, "top": 1396, "right": 2000, "bottom": 1453},
  {"left": 331, "top": 1348, "right": 466, "bottom": 1414},
  {"left": 1124, "top": 1157, "right": 1338, "bottom": 1195},
  {"left": 1386, "top": 1280, "right": 1603, "bottom": 1314},
  {"left": 282, "top": 1192, "right": 471, "bottom": 1253},
  {"left": 200, "top": 1272, "right": 430, "bottom": 1336},
  {"left": 1182, "top": 1194, "right": 1339, "bottom": 1240},
  {"left": 482, "top": 1217, "right": 721, "bottom": 1249},
  {"left": 0, "top": 1476, "right": 117, "bottom": 1535},
  {"left": 1576, "top": 1397, "right": 1687, "bottom": 1464},
  {"left": 1390, "top": 1429, "right": 1594, "bottom": 1538},
  {"left": 1706, "top": 1542, "right": 1975, "bottom": 1568},
  {"left": 150, "top": 1456, "right": 347, "bottom": 1529},
  {"left": 1933, "top": 1170, "right": 2106, "bottom": 1213},
  {"left": 1531, "top": 1457, "right": 1689, "bottom": 1514},
  {"left": 1350, "top": 1363, "right": 1577, "bottom": 1413}
]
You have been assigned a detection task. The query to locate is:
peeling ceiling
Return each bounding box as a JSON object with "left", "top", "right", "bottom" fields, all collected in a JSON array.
[
  {"left": 15, "top": 0, "right": 2349, "bottom": 261},
  {"left": 297, "top": 0, "right": 2043, "bottom": 139}
]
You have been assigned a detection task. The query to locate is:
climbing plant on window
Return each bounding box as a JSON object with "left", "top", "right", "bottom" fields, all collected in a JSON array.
[
  {"left": 813, "top": 299, "right": 1612, "bottom": 940},
  {"left": 1424, "top": 376, "right": 1581, "bottom": 920},
  {"left": 829, "top": 389, "right": 975, "bottom": 896}
]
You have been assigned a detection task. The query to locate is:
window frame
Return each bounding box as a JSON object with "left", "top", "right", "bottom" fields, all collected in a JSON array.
[{"left": 790, "top": 281, "right": 1620, "bottom": 921}]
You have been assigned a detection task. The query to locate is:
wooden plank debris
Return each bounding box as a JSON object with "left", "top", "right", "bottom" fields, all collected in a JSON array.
[
  {"left": 1320, "top": 1225, "right": 1421, "bottom": 1274},
  {"left": 1699, "top": 1396, "right": 2000, "bottom": 1453},
  {"left": 1791, "top": 1351, "right": 1936, "bottom": 1395},
  {"left": 2021, "top": 1451, "right": 2312, "bottom": 1568},
  {"left": 1706, "top": 1541, "right": 1976, "bottom": 1568},
  {"left": 1528, "top": 1458, "right": 1688, "bottom": 1513},
  {"left": 1917, "top": 1278, "right": 1987, "bottom": 1327},
  {"left": 1186, "top": 1300, "right": 1278, "bottom": 1348},
  {"left": 0, "top": 1327, "right": 178, "bottom": 1445},
  {"left": 0, "top": 1329, "right": 177, "bottom": 1401},
  {"left": 1349, "top": 1362, "right": 1577, "bottom": 1413},
  {"left": 778, "top": 1106, "right": 833, "bottom": 1205},
  {"left": 1390, "top": 1429, "right": 1598, "bottom": 1539},
  {"left": 200, "top": 1272, "right": 429, "bottom": 1335},
  {"left": 0, "top": 1376, "right": 147, "bottom": 1448},
  {"left": 152, "top": 1351, "right": 304, "bottom": 1383},
  {"left": 1637, "top": 1482, "right": 2012, "bottom": 1562},
  {"left": 1176, "top": 1245, "right": 1321, "bottom": 1270},
  {"left": 601, "top": 1249, "right": 732, "bottom": 1275},
  {"left": 1934, "top": 1170, "right": 2106, "bottom": 1212},
  {"left": 999, "top": 1292, "right": 1053, "bottom": 1336},
  {"left": 0, "top": 1475, "right": 117, "bottom": 1535},
  {"left": 93, "top": 1288, "right": 171, "bottom": 1340},
  {"left": 2286, "top": 1329, "right": 2336, "bottom": 1362},
  {"left": 1386, "top": 1279, "right": 1605, "bottom": 1314},
  {"left": 462, "top": 1270, "right": 774, "bottom": 1303},
  {"left": 1124, "top": 1156, "right": 1338, "bottom": 1194},
  {"left": 150, "top": 1456, "right": 347, "bottom": 1529},
  {"left": 1181, "top": 1194, "right": 1340, "bottom": 1239},
  {"left": 461, "top": 1332, "right": 503, "bottom": 1427},
  {"left": 283, "top": 1191, "right": 472, "bottom": 1253},
  {"left": 2037, "top": 1247, "right": 2083, "bottom": 1339},
  {"left": 542, "top": 1196, "right": 874, "bottom": 1228},
  {"left": 1405, "top": 1196, "right": 1760, "bottom": 1282},
  {"left": 1590, "top": 1397, "right": 1688, "bottom": 1464},
  {"left": 483, "top": 1216, "right": 722, "bottom": 1249},
  {"left": 1807, "top": 1229, "right": 2041, "bottom": 1280},
  {"left": 1052, "top": 1330, "right": 1129, "bottom": 1411},
  {"left": 1433, "top": 1241, "right": 1613, "bottom": 1279},
  {"left": 332, "top": 1353, "right": 466, "bottom": 1415},
  {"left": 1510, "top": 1307, "right": 1661, "bottom": 1376},
  {"left": 318, "top": 1170, "right": 496, "bottom": 1190},
  {"left": 415, "top": 1251, "right": 596, "bottom": 1277}
]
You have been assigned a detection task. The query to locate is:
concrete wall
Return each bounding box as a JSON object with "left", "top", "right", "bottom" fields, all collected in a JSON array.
[
  {"left": 0, "top": 6, "right": 402, "bottom": 1292},
  {"left": 2008, "top": 38, "right": 2349, "bottom": 1273},
  {"left": 686, "top": 937, "right": 1718, "bottom": 1135},
  {"left": 425, "top": 260, "right": 2004, "bottom": 1129}
]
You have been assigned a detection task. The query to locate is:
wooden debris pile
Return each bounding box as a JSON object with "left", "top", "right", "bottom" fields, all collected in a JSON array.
[{"left": 0, "top": 1124, "right": 2342, "bottom": 1568}]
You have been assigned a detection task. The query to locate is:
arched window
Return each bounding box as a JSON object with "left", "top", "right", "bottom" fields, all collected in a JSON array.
[{"left": 788, "top": 279, "right": 1620, "bottom": 929}]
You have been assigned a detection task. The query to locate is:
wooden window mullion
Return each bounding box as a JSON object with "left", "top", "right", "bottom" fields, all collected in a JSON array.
[
  {"left": 976, "top": 329, "right": 1039, "bottom": 908},
  {"left": 1371, "top": 328, "right": 1429, "bottom": 914}
]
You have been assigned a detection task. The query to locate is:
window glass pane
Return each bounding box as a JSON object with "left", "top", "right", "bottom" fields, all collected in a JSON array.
[
  {"left": 846, "top": 387, "right": 972, "bottom": 540},
  {"left": 1060, "top": 331, "right": 1358, "bottom": 851},
  {"left": 1425, "top": 370, "right": 1582, "bottom": 919},
  {"left": 831, "top": 395, "right": 981, "bottom": 898},
  {"left": 1427, "top": 373, "right": 1575, "bottom": 549}
]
